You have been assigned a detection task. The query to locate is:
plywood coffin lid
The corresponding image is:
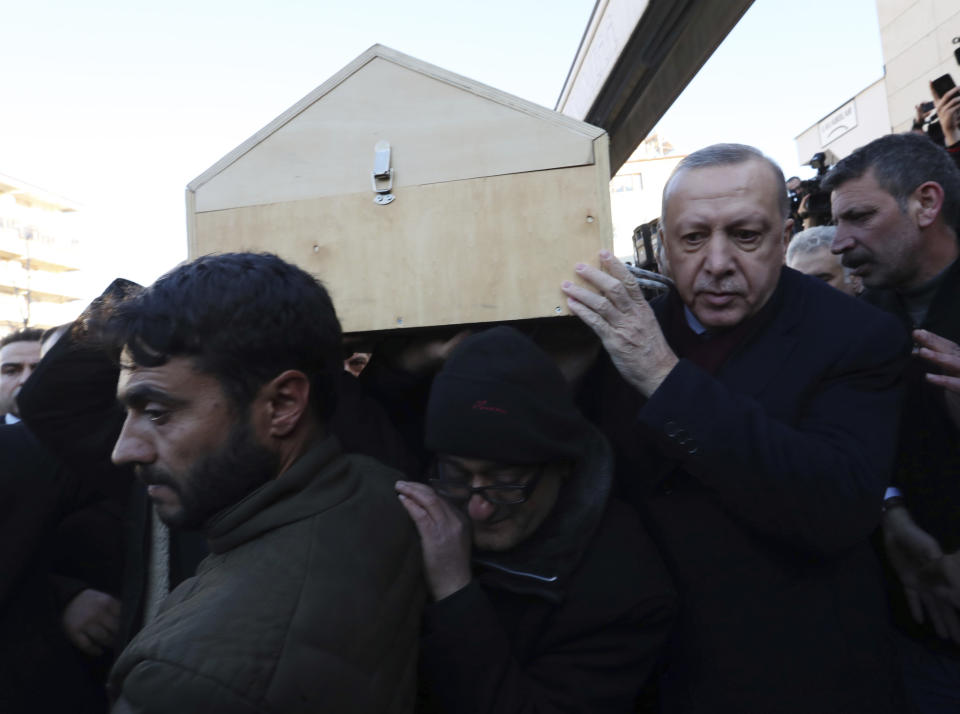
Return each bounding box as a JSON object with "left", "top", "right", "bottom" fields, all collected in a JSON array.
[{"left": 189, "top": 44, "right": 607, "bottom": 213}]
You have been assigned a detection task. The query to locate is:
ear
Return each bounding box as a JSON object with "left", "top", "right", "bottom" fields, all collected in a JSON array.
[
  {"left": 912, "top": 181, "right": 945, "bottom": 229},
  {"left": 262, "top": 370, "right": 312, "bottom": 438},
  {"left": 657, "top": 227, "right": 672, "bottom": 273},
  {"left": 781, "top": 218, "right": 794, "bottom": 259}
]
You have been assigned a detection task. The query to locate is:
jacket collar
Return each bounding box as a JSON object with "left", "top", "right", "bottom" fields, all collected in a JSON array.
[
  {"left": 205, "top": 435, "right": 347, "bottom": 554},
  {"left": 472, "top": 425, "right": 613, "bottom": 604},
  {"left": 862, "top": 256, "right": 960, "bottom": 333},
  {"left": 653, "top": 266, "right": 800, "bottom": 399}
]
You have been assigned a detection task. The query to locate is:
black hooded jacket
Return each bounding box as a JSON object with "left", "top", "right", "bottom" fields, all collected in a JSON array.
[{"left": 417, "top": 426, "right": 676, "bottom": 714}]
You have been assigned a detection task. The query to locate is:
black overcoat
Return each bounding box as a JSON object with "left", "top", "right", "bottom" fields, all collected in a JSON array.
[{"left": 580, "top": 267, "right": 910, "bottom": 713}]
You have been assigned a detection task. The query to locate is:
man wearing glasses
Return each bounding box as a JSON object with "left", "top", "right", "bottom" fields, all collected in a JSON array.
[{"left": 395, "top": 326, "right": 675, "bottom": 713}]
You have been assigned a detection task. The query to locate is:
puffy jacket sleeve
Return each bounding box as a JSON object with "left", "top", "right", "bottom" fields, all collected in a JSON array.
[{"left": 111, "top": 660, "right": 260, "bottom": 714}]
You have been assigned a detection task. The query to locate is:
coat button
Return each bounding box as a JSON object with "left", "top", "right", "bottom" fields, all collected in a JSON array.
[{"left": 664, "top": 420, "right": 680, "bottom": 437}]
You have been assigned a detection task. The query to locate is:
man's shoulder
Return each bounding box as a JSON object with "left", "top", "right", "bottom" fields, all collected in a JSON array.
[
  {"left": 341, "top": 450, "right": 406, "bottom": 485},
  {"left": 336, "top": 452, "right": 416, "bottom": 522},
  {"left": 783, "top": 267, "right": 891, "bottom": 324},
  {"left": 566, "top": 499, "right": 675, "bottom": 609},
  {"left": 0, "top": 422, "right": 61, "bottom": 472},
  {"left": 112, "top": 453, "right": 424, "bottom": 711},
  {"left": 780, "top": 268, "right": 907, "bottom": 351}
]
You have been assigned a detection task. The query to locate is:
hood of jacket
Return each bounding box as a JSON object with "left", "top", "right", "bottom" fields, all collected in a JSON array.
[{"left": 205, "top": 435, "right": 354, "bottom": 554}]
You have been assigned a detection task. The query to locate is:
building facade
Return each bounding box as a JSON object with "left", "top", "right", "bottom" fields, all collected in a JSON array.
[
  {"left": 609, "top": 134, "right": 684, "bottom": 263},
  {"left": 0, "top": 173, "right": 83, "bottom": 334},
  {"left": 795, "top": 78, "right": 892, "bottom": 166},
  {"left": 879, "top": 0, "right": 960, "bottom": 133},
  {"left": 796, "top": 1, "right": 959, "bottom": 165}
]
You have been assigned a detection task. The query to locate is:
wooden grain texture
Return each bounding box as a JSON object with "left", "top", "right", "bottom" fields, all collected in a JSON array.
[
  {"left": 193, "top": 56, "right": 600, "bottom": 213},
  {"left": 192, "top": 157, "right": 612, "bottom": 332},
  {"left": 189, "top": 45, "right": 603, "bottom": 193}
]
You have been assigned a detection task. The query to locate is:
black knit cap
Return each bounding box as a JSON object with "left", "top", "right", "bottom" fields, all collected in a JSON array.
[{"left": 425, "top": 326, "right": 591, "bottom": 464}]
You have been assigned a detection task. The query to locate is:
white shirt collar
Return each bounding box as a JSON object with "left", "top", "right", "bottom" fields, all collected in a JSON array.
[{"left": 683, "top": 306, "right": 709, "bottom": 336}]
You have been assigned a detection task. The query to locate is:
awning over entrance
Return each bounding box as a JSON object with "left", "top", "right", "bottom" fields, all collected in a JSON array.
[{"left": 557, "top": 0, "right": 755, "bottom": 175}]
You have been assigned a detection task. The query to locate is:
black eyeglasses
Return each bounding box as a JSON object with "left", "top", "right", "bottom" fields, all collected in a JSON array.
[{"left": 429, "top": 461, "right": 544, "bottom": 505}]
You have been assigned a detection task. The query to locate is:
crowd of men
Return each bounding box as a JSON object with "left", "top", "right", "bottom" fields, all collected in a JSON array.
[{"left": 2, "top": 93, "right": 960, "bottom": 713}]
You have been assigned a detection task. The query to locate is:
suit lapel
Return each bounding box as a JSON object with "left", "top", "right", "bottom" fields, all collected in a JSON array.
[
  {"left": 653, "top": 267, "right": 804, "bottom": 402},
  {"left": 716, "top": 268, "right": 803, "bottom": 399}
]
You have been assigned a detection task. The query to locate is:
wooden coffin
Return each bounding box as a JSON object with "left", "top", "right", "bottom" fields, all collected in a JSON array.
[{"left": 187, "top": 45, "right": 612, "bottom": 332}]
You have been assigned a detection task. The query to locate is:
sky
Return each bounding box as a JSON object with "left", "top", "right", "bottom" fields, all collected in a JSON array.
[
  {"left": 1, "top": 0, "right": 886, "bottom": 306},
  {"left": 650, "top": 0, "right": 886, "bottom": 178}
]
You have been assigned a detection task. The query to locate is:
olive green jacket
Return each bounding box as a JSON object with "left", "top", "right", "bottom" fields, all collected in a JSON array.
[{"left": 110, "top": 437, "right": 424, "bottom": 713}]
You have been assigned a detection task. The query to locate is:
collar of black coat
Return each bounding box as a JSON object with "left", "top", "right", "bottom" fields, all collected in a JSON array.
[
  {"left": 656, "top": 266, "right": 791, "bottom": 348},
  {"left": 652, "top": 267, "right": 795, "bottom": 398},
  {"left": 472, "top": 424, "right": 613, "bottom": 604},
  {"left": 204, "top": 435, "right": 347, "bottom": 553}
]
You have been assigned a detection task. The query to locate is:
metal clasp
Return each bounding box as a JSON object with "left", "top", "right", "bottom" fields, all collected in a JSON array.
[{"left": 372, "top": 140, "right": 394, "bottom": 205}]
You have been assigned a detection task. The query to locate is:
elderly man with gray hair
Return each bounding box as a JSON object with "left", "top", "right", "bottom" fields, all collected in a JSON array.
[
  {"left": 786, "top": 226, "right": 860, "bottom": 296},
  {"left": 563, "top": 143, "right": 910, "bottom": 713}
]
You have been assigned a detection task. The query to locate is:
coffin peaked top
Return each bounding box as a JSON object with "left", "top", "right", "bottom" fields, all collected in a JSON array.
[
  {"left": 186, "top": 44, "right": 612, "bottom": 333},
  {"left": 188, "top": 44, "right": 606, "bottom": 213}
]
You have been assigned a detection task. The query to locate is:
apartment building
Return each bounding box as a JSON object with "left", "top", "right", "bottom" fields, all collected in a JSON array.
[{"left": 0, "top": 173, "right": 83, "bottom": 334}]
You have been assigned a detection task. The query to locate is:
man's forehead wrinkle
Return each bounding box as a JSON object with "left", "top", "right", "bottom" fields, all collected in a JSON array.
[
  {"left": 671, "top": 208, "right": 772, "bottom": 232},
  {"left": 832, "top": 190, "right": 876, "bottom": 218},
  {"left": 118, "top": 381, "right": 187, "bottom": 409},
  {"left": 118, "top": 356, "right": 191, "bottom": 395}
]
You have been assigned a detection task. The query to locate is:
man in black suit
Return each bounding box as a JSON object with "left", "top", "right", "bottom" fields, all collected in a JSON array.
[
  {"left": 562, "top": 143, "right": 908, "bottom": 713},
  {"left": 0, "top": 347, "right": 121, "bottom": 713}
]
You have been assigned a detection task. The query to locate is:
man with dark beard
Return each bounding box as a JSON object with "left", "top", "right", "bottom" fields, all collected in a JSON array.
[{"left": 105, "top": 253, "right": 424, "bottom": 714}]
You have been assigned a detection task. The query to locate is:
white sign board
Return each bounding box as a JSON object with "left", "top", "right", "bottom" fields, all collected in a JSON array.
[{"left": 818, "top": 100, "right": 858, "bottom": 146}]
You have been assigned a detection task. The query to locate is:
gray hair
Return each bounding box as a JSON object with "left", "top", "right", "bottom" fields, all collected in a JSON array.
[
  {"left": 822, "top": 133, "right": 960, "bottom": 232},
  {"left": 785, "top": 226, "right": 837, "bottom": 266},
  {"left": 661, "top": 143, "right": 790, "bottom": 222}
]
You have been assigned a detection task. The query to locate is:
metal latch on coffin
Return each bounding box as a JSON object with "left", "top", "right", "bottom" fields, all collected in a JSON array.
[{"left": 372, "top": 140, "right": 395, "bottom": 205}]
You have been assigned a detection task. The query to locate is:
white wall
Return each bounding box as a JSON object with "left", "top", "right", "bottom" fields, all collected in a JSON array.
[
  {"left": 795, "top": 78, "right": 891, "bottom": 165},
  {"left": 609, "top": 153, "right": 683, "bottom": 261},
  {"left": 877, "top": 0, "right": 960, "bottom": 132}
]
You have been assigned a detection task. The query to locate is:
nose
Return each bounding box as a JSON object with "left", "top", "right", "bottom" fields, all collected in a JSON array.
[
  {"left": 703, "top": 233, "right": 735, "bottom": 276},
  {"left": 111, "top": 414, "right": 156, "bottom": 466},
  {"left": 16, "top": 364, "right": 35, "bottom": 389},
  {"left": 466, "top": 492, "right": 496, "bottom": 522},
  {"left": 831, "top": 225, "right": 854, "bottom": 255}
]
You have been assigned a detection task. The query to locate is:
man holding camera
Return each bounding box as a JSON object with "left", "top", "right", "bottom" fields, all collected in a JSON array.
[
  {"left": 563, "top": 143, "right": 908, "bottom": 713},
  {"left": 826, "top": 132, "right": 960, "bottom": 711}
]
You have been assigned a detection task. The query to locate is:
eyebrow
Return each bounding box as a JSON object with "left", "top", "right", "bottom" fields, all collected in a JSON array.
[
  {"left": 727, "top": 214, "right": 772, "bottom": 228},
  {"left": 836, "top": 205, "right": 875, "bottom": 220},
  {"left": 673, "top": 213, "right": 772, "bottom": 231},
  {"left": 118, "top": 384, "right": 188, "bottom": 410}
]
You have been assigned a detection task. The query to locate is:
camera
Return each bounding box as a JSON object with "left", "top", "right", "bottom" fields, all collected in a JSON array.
[{"left": 788, "top": 152, "right": 836, "bottom": 230}]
